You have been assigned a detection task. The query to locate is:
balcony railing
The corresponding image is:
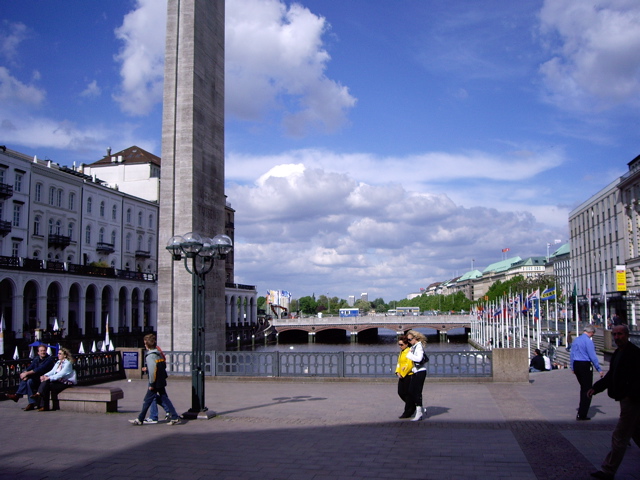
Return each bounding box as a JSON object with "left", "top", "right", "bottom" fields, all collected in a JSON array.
[
  {"left": 48, "top": 234, "right": 72, "bottom": 249},
  {"left": 0, "top": 182, "right": 13, "bottom": 198},
  {"left": 0, "top": 255, "right": 156, "bottom": 282},
  {"left": 135, "top": 250, "right": 151, "bottom": 258},
  {"left": 96, "top": 242, "right": 115, "bottom": 254},
  {"left": 0, "top": 219, "right": 11, "bottom": 236}
]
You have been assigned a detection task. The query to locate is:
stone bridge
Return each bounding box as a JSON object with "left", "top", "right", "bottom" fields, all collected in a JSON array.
[{"left": 270, "top": 314, "right": 471, "bottom": 338}]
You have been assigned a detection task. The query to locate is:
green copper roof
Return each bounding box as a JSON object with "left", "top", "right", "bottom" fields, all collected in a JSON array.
[{"left": 482, "top": 256, "right": 522, "bottom": 274}]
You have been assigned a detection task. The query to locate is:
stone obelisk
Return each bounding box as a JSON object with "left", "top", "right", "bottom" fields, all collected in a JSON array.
[{"left": 158, "top": 0, "right": 226, "bottom": 351}]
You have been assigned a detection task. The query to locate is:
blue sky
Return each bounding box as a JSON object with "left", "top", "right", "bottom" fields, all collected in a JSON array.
[{"left": 2, "top": 0, "right": 640, "bottom": 302}]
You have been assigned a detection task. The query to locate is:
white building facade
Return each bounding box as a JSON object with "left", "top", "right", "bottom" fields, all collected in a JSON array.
[{"left": 0, "top": 147, "right": 157, "bottom": 347}]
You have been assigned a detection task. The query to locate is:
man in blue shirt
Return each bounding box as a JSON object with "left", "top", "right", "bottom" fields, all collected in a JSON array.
[
  {"left": 570, "top": 325, "right": 604, "bottom": 420},
  {"left": 5, "top": 345, "right": 56, "bottom": 411}
]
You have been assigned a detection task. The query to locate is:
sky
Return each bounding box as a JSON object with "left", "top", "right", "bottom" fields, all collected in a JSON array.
[{"left": 2, "top": 0, "right": 640, "bottom": 303}]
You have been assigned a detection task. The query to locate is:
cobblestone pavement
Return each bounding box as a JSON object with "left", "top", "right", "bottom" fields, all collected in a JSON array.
[{"left": 1, "top": 368, "right": 639, "bottom": 480}]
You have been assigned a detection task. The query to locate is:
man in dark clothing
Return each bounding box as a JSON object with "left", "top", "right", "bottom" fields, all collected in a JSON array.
[
  {"left": 588, "top": 325, "right": 640, "bottom": 480},
  {"left": 529, "top": 349, "right": 546, "bottom": 372},
  {"left": 6, "top": 345, "right": 56, "bottom": 410}
]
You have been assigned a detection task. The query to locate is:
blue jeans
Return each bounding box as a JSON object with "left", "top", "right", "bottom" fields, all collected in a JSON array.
[
  {"left": 16, "top": 377, "right": 40, "bottom": 404},
  {"left": 148, "top": 391, "right": 180, "bottom": 420},
  {"left": 137, "top": 387, "right": 179, "bottom": 422}
]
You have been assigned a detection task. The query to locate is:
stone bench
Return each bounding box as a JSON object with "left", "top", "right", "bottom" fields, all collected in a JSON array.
[{"left": 57, "top": 386, "right": 124, "bottom": 413}]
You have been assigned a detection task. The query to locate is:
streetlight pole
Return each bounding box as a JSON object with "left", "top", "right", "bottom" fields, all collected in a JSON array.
[{"left": 166, "top": 232, "right": 232, "bottom": 420}]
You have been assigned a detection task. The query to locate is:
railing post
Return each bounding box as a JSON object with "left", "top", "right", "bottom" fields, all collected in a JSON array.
[{"left": 275, "top": 351, "right": 280, "bottom": 377}]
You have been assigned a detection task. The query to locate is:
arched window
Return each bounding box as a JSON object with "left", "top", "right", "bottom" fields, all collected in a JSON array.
[
  {"left": 112, "top": 205, "right": 117, "bottom": 220},
  {"left": 56, "top": 189, "right": 63, "bottom": 207},
  {"left": 87, "top": 197, "right": 93, "bottom": 213},
  {"left": 49, "top": 187, "right": 55, "bottom": 205},
  {"left": 111, "top": 230, "right": 117, "bottom": 246},
  {"left": 85, "top": 225, "right": 91, "bottom": 244},
  {"left": 69, "top": 192, "right": 75, "bottom": 211},
  {"left": 138, "top": 211, "right": 143, "bottom": 226},
  {"left": 99, "top": 227, "right": 105, "bottom": 243},
  {"left": 125, "top": 233, "right": 131, "bottom": 252},
  {"left": 35, "top": 183, "right": 42, "bottom": 202},
  {"left": 147, "top": 236, "right": 153, "bottom": 252},
  {"left": 55, "top": 220, "right": 61, "bottom": 235},
  {"left": 99, "top": 201, "right": 105, "bottom": 217},
  {"left": 137, "top": 235, "right": 143, "bottom": 251},
  {"left": 33, "top": 250, "right": 40, "bottom": 258},
  {"left": 148, "top": 214, "right": 153, "bottom": 228},
  {"left": 48, "top": 218, "right": 54, "bottom": 235},
  {"left": 126, "top": 208, "right": 131, "bottom": 223},
  {"left": 33, "top": 215, "right": 41, "bottom": 236},
  {"left": 68, "top": 222, "right": 74, "bottom": 240}
]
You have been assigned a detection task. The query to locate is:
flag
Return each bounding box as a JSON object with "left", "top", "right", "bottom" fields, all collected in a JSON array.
[
  {"left": 91, "top": 341, "right": 97, "bottom": 353},
  {"left": 104, "top": 315, "right": 110, "bottom": 348},
  {"left": 78, "top": 342, "right": 85, "bottom": 354},
  {"left": 502, "top": 248, "right": 510, "bottom": 252},
  {"left": 541, "top": 287, "right": 556, "bottom": 301},
  {"left": 13, "top": 346, "right": 19, "bottom": 360},
  {"left": 29, "top": 346, "right": 35, "bottom": 358},
  {"left": 109, "top": 340, "right": 114, "bottom": 351},
  {"left": 53, "top": 317, "right": 59, "bottom": 331},
  {"left": 47, "top": 346, "right": 52, "bottom": 355},
  {"left": 101, "top": 341, "right": 107, "bottom": 352}
]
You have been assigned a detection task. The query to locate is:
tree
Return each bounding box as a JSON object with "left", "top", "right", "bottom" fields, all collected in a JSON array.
[{"left": 298, "top": 296, "right": 317, "bottom": 315}]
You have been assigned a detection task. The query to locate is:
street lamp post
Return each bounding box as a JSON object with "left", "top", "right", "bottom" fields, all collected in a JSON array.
[{"left": 166, "top": 231, "right": 233, "bottom": 419}]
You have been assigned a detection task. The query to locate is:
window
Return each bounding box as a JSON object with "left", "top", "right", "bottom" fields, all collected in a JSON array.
[
  {"left": 126, "top": 208, "right": 131, "bottom": 223},
  {"left": 99, "top": 227, "right": 105, "bottom": 243},
  {"left": 12, "top": 241, "right": 20, "bottom": 258},
  {"left": 85, "top": 225, "right": 91, "bottom": 244},
  {"left": 111, "top": 230, "right": 116, "bottom": 246},
  {"left": 138, "top": 211, "right": 143, "bottom": 226},
  {"left": 49, "top": 187, "right": 55, "bottom": 206},
  {"left": 148, "top": 214, "right": 153, "bottom": 228},
  {"left": 125, "top": 233, "right": 131, "bottom": 252},
  {"left": 87, "top": 197, "right": 92, "bottom": 213},
  {"left": 14, "top": 173, "right": 23, "bottom": 192},
  {"left": 112, "top": 205, "right": 117, "bottom": 220},
  {"left": 56, "top": 189, "right": 63, "bottom": 207},
  {"left": 100, "top": 201, "right": 105, "bottom": 217},
  {"left": 55, "top": 220, "right": 61, "bottom": 235},
  {"left": 0, "top": 168, "right": 5, "bottom": 183},
  {"left": 69, "top": 192, "right": 75, "bottom": 210},
  {"left": 12, "top": 204, "right": 21, "bottom": 227},
  {"left": 147, "top": 236, "right": 153, "bottom": 252},
  {"left": 68, "top": 222, "right": 74, "bottom": 240},
  {"left": 49, "top": 218, "right": 54, "bottom": 235},
  {"left": 137, "top": 235, "right": 143, "bottom": 251},
  {"left": 33, "top": 215, "right": 41, "bottom": 236},
  {"left": 35, "top": 183, "right": 42, "bottom": 202}
]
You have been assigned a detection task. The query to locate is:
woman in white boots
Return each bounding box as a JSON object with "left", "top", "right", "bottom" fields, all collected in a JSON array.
[{"left": 406, "top": 330, "right": 428, "bottom": 421}]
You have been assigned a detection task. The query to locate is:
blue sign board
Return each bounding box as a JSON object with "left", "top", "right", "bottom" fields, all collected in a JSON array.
[{"left": 122, "top": 351, "right": 139, "bottom": 369}]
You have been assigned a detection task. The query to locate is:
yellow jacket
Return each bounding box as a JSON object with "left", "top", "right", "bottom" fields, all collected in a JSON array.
[{"left": 395, "top": 348, "right": 414, "bottom": 378}]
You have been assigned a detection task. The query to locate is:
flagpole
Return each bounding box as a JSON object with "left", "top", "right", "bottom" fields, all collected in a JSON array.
[
  {"left": 588, "top": 276, "right": 593, "bottom": 323},
  {"left": 602, "top": 272, "right": 608, "bottom": 329}
]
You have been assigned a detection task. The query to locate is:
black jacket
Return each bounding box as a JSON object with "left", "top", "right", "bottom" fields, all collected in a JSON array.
[{"left": 592, "top": 341, "right": 640, "bottom": 401}]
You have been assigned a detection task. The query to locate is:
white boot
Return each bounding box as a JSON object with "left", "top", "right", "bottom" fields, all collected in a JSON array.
[{"left": 411, "top": 406, "right": 423, "bottom": 422}]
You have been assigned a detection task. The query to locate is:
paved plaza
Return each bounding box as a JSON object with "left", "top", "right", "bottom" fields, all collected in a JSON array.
[{"left": 1, "top": 368, "right": 639, "bottom": 480}]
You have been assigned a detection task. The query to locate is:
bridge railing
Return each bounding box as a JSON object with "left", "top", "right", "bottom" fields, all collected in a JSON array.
[
  {"left": 163, "top": 350, "right": 492, "bottom": 378},
  {"left": 271, "top": 314, "right": 471, "bottom": 327}
]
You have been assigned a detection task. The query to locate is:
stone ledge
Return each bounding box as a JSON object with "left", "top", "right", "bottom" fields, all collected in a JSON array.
[{"left": 58, "top": 386, "right": 124, "bottom": 413}]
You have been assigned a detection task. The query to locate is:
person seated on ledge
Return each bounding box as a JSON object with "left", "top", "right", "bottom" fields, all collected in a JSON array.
[
  {"left": 6, "top": 345, "right": 56, "bottom": 411},
  {"left": 31, "top": 347, "right": 77, "bottom": 411},
  {"left": 529, "top": 349, "right": 546, "bottom": 372}
]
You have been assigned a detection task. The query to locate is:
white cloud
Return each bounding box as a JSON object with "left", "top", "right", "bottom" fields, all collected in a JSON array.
[
  {"left": 111, "top": 0, "right": 356, "bottom": 132},
  {"left": 112, "top": 0, "right": 166, "bottom": 116},
  {"left": 539, "top": 0, "right": 640, "bottom": 111},
  {"left": 80, "top": 80, "right": 101, "bottom": 98},
  {"left": 228, "top": 160, "right": 566, "bottom": 299},
  {"left": 226, "top": 0, "right": 357, "bottom": 134},
  {"left": 0, "top": 66, "right": 45, "bottom": 107},
  {"left": 0, "top": 21, "right": 29, "bottom": 61}
]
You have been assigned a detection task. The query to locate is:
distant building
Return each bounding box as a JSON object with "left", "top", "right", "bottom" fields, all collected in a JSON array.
[
  {"left": 361, "top": 292, "right": 368, "bottom": 303},
  {"left": 347, "top": 295, "right": 355, "bottom": 306}
]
